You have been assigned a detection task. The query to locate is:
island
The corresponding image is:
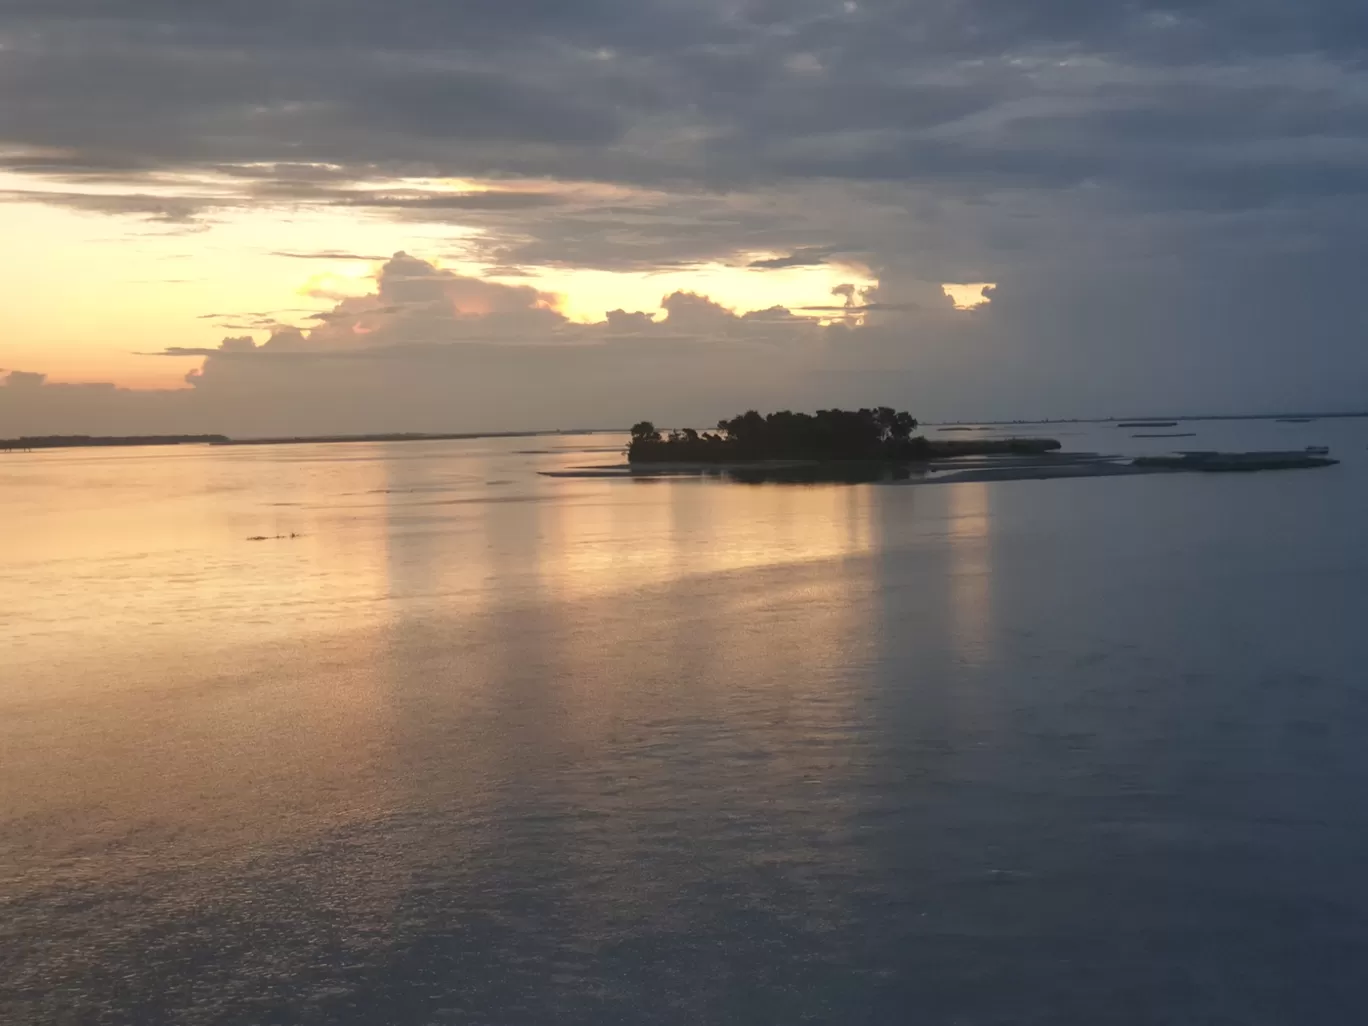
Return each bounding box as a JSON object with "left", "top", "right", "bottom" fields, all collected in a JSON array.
[
  {"left": 628, "top": 408, "right": 1061, "bottom": 467},
  {"left": 562, "top": 407, "right": 1338, "bottom": 484}
]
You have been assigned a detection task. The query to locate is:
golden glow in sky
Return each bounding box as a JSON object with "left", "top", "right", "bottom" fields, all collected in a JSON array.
[
  {"left": 942, "top": 282, "right": 996, "bottom": 311},
  {"left": 0, "top": 172, "right": 881, "bottom": 390},
  {"left": 517, "top": 262, "right": 876, "bottom": 326}
]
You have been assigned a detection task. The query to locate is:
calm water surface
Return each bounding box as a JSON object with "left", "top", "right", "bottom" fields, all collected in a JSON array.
[{"left": 3, "top": 421, "right": 1368, "bottom": 1024}]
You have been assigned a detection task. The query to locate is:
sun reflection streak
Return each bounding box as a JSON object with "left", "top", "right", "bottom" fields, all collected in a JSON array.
[
  {"left": 541, "top": 481, "right": 880, "bottom": 606},
  {"left": 945, "top": 481, "right": 995, "bottom": 664}
]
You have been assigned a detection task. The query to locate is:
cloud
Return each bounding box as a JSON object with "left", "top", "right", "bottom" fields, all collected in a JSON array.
[
  {"left": 272, "top": 251, "right": 392, "bottom": 262},
  {"left": 334, "top": 190, "right": 566, "bottom": 211},
  {"left": 247, "top": 182, "right": 569, "bottom": 211},
  {"left": 2, "top": 253, "right": 841, "bottom": 436},
  {"left": 9, "top": 246, "right": 1366, "bottom": 443},
  {"left": 9, "top": 0, "right": 1368, "bottom": 209},
  {"left": 796, "top": 303, "right": 920, "bottom": 313},
  {"left": 748, "top": 248, "right": 839, "bottom": 269},
  {"left": 5, "top": 2, "right": 1368, "bottom": 421},
  {"left": 481, "top": 265, "right": 536, "bottom": 278},
  {"left": 304, "top": 306, "right": 401, "bottom": 321},
  {"left": 0, "top": 190, "right": 212, "bottom": 222}
]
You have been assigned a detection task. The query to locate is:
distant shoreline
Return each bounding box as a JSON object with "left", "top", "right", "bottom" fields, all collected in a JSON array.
[
  {"left": 212, "top": 431, "right": 595, "bottom": 447},
  {"left": 0, "top": 430, "right": 618, "bottom": 452},
  {"left": 3, "top": 409, "right": 1365, "bottom": 452},
  {"left": 930, "top": 411, "right": 1368, "bottom": 426},
  {"left": 0, "top": 434, "right": 229, "bottom": 451}
]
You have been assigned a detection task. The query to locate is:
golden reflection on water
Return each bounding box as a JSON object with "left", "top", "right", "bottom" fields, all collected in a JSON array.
[
  {"left": 5, "top": 448, "right": 888, "bottom": 685},
  {"left": 544, "top": 480, "right": 879, "bottom": 606},
  {"left": 2, "top": 443, "right": 890, "bottom": 891},
  {"left": 471, "top": 482, "right": 883, "bottom": 915},
  {"left": 945, "top": 481, "right": 996, "bottom": 664},
  {"left": 1, "top": 446, "right": 408, "bottom": 691},
  {"left": 0, "top": 447, "right": 412, "bottom": 885}
]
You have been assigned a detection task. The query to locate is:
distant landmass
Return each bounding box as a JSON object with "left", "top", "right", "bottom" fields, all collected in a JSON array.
[
  {"left": 0, "top": 435, "right": 229, "bottom": 451},
  {"left": 0, "top": 430, "right": 617, "bottom": 452},
  {"left": 215, "top": 431, "right": 558, "bottom": 447},
  {"left": 933, "top": 411, "right": 1368, "bottom": 426},
  {"left": 4, "top": 408, "right": 1364, "bottom": 453}
]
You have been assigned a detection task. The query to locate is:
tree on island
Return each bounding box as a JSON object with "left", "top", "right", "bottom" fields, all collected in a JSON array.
[
  {"left": 628, "top": 407, "right": 929, "bottom": 463},
  {"left": 630, "top": 421, "right": 662, "bottom": 444}
]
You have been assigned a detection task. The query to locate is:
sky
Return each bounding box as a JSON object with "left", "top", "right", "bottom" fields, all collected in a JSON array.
[{"left": 2, "top": 0, "right": 1368, "bottom": 436}]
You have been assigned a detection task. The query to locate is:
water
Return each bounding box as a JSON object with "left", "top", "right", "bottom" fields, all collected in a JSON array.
[{"left": 3, "top": 421, "right": 1368, "bottom": 1024}]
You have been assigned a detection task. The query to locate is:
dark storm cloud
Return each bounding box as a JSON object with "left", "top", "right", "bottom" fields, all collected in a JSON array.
[{"left": 5, "top": 0, "right": 1368, "bottom": 216}]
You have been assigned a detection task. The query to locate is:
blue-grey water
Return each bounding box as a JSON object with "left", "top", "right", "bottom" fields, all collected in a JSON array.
[{"left": 3, "top": 420, "right": 1368, "bottom": 1025}]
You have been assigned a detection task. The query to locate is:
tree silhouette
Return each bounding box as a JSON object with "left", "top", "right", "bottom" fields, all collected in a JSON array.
[{"left": 629, "top": 407, "right": 929, "bottom": 463}]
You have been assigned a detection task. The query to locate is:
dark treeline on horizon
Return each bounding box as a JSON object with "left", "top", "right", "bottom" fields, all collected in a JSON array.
[
  {"left": 0, "top": 435, "right": 230, "bottom": 451},
  {"left": 0, "top": 429, "right": 610, "bottom": 452},
  {"left": 629, "top": 407, "right": 929, "bottom": 463}
]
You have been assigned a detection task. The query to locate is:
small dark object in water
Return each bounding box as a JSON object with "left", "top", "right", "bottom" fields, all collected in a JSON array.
[
  {"left": 1118, "top": 421, "right": 1179, "bottom": 428},
  {"left": 1132, "top": 432, "right": 1197, "bottom": 438}
]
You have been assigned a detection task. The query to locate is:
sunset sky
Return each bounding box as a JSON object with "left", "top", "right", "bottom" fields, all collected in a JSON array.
[{"left": 3, "top": 1, "right": 1368, "bottom": 435}]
